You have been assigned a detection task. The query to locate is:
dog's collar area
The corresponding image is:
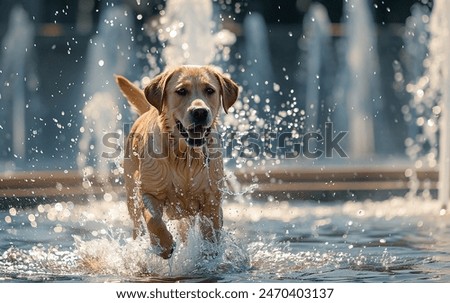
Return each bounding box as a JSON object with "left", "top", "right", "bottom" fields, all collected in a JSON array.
[{"left": 176, "top": 120, "right": 211, "bottom": 147}]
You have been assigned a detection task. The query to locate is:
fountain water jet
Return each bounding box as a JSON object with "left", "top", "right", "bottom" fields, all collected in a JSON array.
[
  {"left": 405, "top": 0, "right": 450, "bottom": 206},
  {"left": 303, "top": 3, "right": 332, "bottom": 135},
  {"left": 0, "top": 6, "right": 34, "bottom": 165},
  {"left": 77, "top": 4, "right": 136, "bottom": 181},
  {"left": 429, "top": 0, "right": 450, "bottom": 207},
  {"left": 403, "top": 4, "right": 429, "bottom": 151},
  {"left": 158, "top": 0, "right": 215, "bottom": 68},
  {"left": 77, "top": 92, "right": 122, "bottom": 180},
  {"left": 156, "top": 0, "right": 236, "bottom": 70},
  {"left": 241, "top": 12, "right": 275, "bottom": 118},
  {"left": 337, "top": 0, "right": 380, "bottom": 159}
]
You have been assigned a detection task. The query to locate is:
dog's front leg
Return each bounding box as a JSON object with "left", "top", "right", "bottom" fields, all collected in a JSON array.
[
  {"left": 199, "top": 201, "right": 223, "bottom": 259},
  {"left": 200, "top": 199, "right": 223, "bottom": 243},
  {"left": 142, "top": 194, "right": 175, "bottom": 259}
]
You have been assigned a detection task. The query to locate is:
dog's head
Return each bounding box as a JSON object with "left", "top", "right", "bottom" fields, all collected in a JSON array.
[{"left": 145, "top": 65, "right": 239, "bottom": 147}]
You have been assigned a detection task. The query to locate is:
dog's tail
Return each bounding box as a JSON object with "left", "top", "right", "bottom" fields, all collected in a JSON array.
[{"left": 115, "top": 75, "right": 151, "bottom": 116}]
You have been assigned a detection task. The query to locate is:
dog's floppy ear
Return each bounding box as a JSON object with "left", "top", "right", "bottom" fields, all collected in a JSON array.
[
  {"left": 144, "top": 70, "right": 173, "bottom": 115},
  {"left": 214, "top": 71, "right": 239, "bottom": 114}
]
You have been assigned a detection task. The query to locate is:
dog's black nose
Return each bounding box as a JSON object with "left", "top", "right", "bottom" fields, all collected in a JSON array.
[{"left": 191, "top": 108, "right": 209, "bottom": 125}]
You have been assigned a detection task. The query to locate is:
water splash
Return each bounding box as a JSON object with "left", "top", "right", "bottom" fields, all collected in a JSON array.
[
  {"left": 0, "top": 245, "right": 79, "bottom": 281},
  {"left": 16, "top": 211, "right": 250, "bottom": 278},
  {"left": 1, "top": 196, "right": 448, "bottom": 281}
]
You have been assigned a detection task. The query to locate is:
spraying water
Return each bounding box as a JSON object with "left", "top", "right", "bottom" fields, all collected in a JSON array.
[
  {"left": 158, "top": 0, "right": 236, "bottom": 70},
  {"left": 405, "top": 0, "right": 450, "bottom": 206},
  {"left": 158, "top": 0, "right": 215, "bottom": 68},
  {"left": 0, "top": 6, "right": 34, "bottom": 164},
  {"left": 337, "top": 0, "right": 379, "bottom": 159},
  {"left": 302, "top": 3, "right": 332, "bottom": 138},
  {"left": 426, "top": 0, "right": 450, "bottom": 206},
  {"left": 77, "top": 4, "right": 135, "bottom": 180},
  {"left": 77, "top": 92, "right": 122, "bottom": 180},
  {"left": 403, "top": 4, "right": 430, "bottom": 153}
]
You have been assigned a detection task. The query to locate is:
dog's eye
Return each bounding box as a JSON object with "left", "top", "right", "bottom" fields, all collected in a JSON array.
[
  {"left": 176, "top": 88, "right": 188, "bottom": 96},
  {"left": 205, "top": 87, "right": 215, "bottom": 95}
]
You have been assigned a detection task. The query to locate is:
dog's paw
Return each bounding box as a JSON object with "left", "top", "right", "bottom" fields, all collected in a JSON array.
[{"left": 159, "top": 243, "right": 176, "bottom": 259}]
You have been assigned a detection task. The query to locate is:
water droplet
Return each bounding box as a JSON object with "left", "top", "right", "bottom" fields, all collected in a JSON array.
[
  {"left": 54, "top": 224, "right": 63, "bottom": 233},
  {"left": 9, "top": 208, "right": 17, "bottom": 216},
  {"left": 55, "top": 203, "right": 63, "bottom": 211},
  {"left": 104, "top": 192, "right": 113, "bottom": 202},
  {"left": 28, "top": 214, "right": 36, "bottom": 222},
  {"left": 273, "top": 83, "right": 280, "bottom": 92},
  {"left": 98, "top": 59, "right": 105, "bottom": 67}
]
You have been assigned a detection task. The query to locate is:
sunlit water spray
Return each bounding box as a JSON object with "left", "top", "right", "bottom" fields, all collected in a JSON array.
[
  {"left": 159, "top": 0, "right": 215, "bottom": 67},
  {"left": 157, "top": 0, "right": 235, "bottom": 68},
  {"left": 405, "top": 0, "right": 450, "bottom": 207},
  {"left": 403, "top": 3, "right": 429, "bottom": 165},
  {"left": 432, "top": 0, "right": 450, "bottom": 207}
]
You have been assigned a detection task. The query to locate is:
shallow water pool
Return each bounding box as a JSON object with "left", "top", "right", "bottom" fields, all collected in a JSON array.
[{"left": 1, "top": 197, "right": 449, "bottom": 282}]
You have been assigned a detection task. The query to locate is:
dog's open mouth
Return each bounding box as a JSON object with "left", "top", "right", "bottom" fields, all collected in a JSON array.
[{"left": 176, "top": 121, "right": 211, "bottom": 147}]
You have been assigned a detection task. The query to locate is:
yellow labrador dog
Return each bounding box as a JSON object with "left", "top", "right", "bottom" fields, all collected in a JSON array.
[{"left": 115, "top": 66, "right": 238, "bottom": 259}]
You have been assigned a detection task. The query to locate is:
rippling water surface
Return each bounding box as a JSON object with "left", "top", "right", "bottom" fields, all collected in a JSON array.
[{"left": 1, "top": 197, "right": 449, "bottom": 282}]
